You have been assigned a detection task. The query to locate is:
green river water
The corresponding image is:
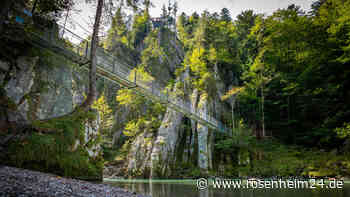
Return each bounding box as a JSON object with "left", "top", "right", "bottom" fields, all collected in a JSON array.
[{"left": 105, "top": 179, "right": 350, "bottom": 197}]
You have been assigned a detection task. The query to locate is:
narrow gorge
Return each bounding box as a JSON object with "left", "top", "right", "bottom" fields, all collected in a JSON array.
[{"left": 1, "top": 0, "right": 350, "bottom": 185}]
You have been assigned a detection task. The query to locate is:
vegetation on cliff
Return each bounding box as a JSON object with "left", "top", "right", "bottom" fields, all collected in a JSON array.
[
  {"left": 1, "top": 0, "right": 350, "bottom": 179},
  {"left": 100, "top": 0, "right": 350, "bottom": 178}
]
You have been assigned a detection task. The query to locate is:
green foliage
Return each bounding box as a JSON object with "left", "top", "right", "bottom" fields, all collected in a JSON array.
[
  {"left": 102, "top": 145, "right": 120, "bottom": 162},
  {"left": 302, "top": 150, "right": 350, "bottom": 177},
  {"left": 138, "top": 30, "right": 168, "bottom": 77},
  {"left": 124, "top": 119, "right": 143, "bottom": 137},
  {"left": 184, "top": 47, "right": 216, "bottom": 95},
  {"left": 220, "top": 8, "right": 232, "bottom": 22},
  {"left": 334, "top": 123, "right": 350, "bottom": 139},
  {"left": 176, "top": 13, "right": 191, "bottom": 49},
  {"left": 116, "top": 65, "right": 154, "bottom": 112},
  {"left": 218, "top": 138, "right": 350, "bottom": 177},
  {"left": 215, "top": 120, "right": 254, "bottom": 153},
  {"left": 27, "top": 0, "right": 74, "bottom": 17},
  {"left": 131, "top": 9, "right": 151, "bottom": 48},
  {"left": 231, "top": 0, "right": 350, "bottom": 148},
  {"left": 104, "top": 7, "right": 129, "bottom": 49},
  {"left": 123, "top": 114, "right": 163, "bottom": 138},
  {"left": 130, "top": 66, "right": 155, "bottom": 84},
  {"left": 64, "top": 0, "right": 350, "bottom": 178},
  {"left": 188, "top": 168, "right": 202, "bottom": 177},
  {"left": 116, "top": 63, "right": 165, "bottom": 148},
  {"left": 92, "top": 93, "right": 114, "bottom": 144},
  {"left": 177, "top": 10, "right": 242, "bottom": 99},
  {"left": 6, "top": 110, "right": 103, "bottom": 179},
  {"left": 176, "top": 12, "right": 200, "bottom": 50},
  {"left": 246, "top": 140, "right": 306, "bottom": 177}
]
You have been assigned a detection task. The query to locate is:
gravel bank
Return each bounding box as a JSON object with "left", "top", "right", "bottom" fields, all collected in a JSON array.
[{"left": 0, "top": 166, "right": 149, "bottom": 197}]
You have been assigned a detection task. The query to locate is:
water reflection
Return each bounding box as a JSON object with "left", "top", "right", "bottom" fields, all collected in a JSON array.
[{"left": 106, "top": 181, "right": 350, "bottom": 197}]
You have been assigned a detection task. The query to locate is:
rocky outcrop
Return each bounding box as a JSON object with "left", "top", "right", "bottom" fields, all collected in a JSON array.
[
  {"left": 37, "top": 64, "right": 73, "bottom": 119},
  {"left": 127, "top": 124, "right": 156, "bottom": 177},
  {"left": 1, "top": 56, "right": 76, "bottom": 123},
  {"left": 150, "top": 105, "right": 184, "bottom": 177},
  {"left": 3, "top": 56, "right": 38, "bottom": 123},
  {"left": 0, "top": 51, "right": 103, "bottom": 179},
  {"left": 105, "top": 27, "right": 231, "bottom": 179},
  {"left": 197, "top": 96, "right": 209, "bottom": 171}
]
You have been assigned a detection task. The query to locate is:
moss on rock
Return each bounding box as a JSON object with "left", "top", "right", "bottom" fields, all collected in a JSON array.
[{"left": 4, "top": 110, "right": 103, "bottom": 180}]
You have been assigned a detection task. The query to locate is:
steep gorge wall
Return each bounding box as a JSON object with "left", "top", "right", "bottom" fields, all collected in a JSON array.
[
  {"left": 0, "top": 41, "right": 104, "bottom": 179},
  {"left": 106, "top": 28, "right": 231, "bottom": 178}
]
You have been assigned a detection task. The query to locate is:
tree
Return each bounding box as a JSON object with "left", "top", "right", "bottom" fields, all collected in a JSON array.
[
  {"left": 161, "top": 4, "right": 167, "bottom": 18},
  {"left": 79, "top": 0, "right": 104, "bottom": 111},
  {"left": 81, "top": 0, "right": 144, "bottom": 110},
  {"left": 220, "top": 8, "right": 232, "bottom": 22},
  {"left": 31, "top": 0, "right": 74, "bottom": 16},
  {"left": 234, "top": 10, "right": 258, "bottom": 84},
  {"left": 143, "top": 0, "right": 152, "bottom": 13},
  {"left": 104, "top": 6, "right": 128, "bottom": 49},
  {"left": 167, "top": 0, "right": 172, "bottom": 16},
  {"left": 235, "top": 10, "right": 257, "bottom": 39},
  {"left": 234, "top": 1, "right": 350, "bottom": 146},
  {"left": 172, "top": 1, "right": 178, "bottom": 34},
  {"left": 177, "top": 12, "right": 190, "bottom": 48},
  {"left": 92, "top": 93, "right": 114, "bottom": 142},
  {"left": 131, "top": 8, "right": 151, "bottom": 48},
  {"left": 34, "top": 0, "right": 143, "bottom": 118},
  {"left": 310, "top": 0, "right": 327, "bottom": 16}
]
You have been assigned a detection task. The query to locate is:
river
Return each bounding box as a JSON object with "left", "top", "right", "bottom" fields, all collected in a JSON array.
[{"left": 105, "top": 179, "right": 350, "bottom": 197}]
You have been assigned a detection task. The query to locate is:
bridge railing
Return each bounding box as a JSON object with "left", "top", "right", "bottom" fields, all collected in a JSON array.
[
  {"left": 93, "top": 41, "right": 227, "bottom": 132},
  {"left": 15, "top": 9, "right": 230, "bottom": 134}
]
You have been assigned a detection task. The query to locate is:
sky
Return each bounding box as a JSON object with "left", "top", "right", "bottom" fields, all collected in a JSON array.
[
  {"left": 63, "top": 0, "right": 315, "bottom": 41},
  {"left": 149, "top": 0, "right": 315, "bottom": 18}
]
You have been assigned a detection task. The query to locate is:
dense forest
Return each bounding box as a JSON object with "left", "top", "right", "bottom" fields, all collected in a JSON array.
[
  {"left": 1, "top": 0, "right": 350, "bottom": 181},
  {"left": 173, "top": 1, "right": 350, "bottom": 148},
  {"left": 102, "top": 0, "right": 350, "bottom": 178}
]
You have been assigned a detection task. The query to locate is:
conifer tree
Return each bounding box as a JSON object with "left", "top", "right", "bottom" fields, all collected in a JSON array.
[{"left": 220, "top": 8, "right": 232, "bottom": 22}]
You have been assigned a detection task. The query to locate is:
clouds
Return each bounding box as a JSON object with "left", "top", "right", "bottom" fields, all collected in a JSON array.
[
  {"left": 149, "top": 0, "right": 314, "bottom": 19},
  {"left": 66, "top": 0, "right": 315, "bottom": 41}
]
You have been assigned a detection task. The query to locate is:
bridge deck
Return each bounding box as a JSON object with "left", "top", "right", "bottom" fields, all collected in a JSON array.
[{"left": 24, "top": 22, "right": 230, "bottom": 135}]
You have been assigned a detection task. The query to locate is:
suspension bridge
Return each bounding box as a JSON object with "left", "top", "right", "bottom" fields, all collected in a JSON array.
[{"left": 13, "top": 9, "right": 231, "bottom": 135}]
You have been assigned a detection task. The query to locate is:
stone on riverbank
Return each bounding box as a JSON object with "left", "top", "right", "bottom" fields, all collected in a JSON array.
[{"left": 0, "top": 166, "right": 148, "bottom": 197}]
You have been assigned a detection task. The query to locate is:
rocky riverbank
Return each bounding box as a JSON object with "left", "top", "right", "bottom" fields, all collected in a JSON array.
[{"left": 0, "top": 166, "right": 148, "bottom": 197}]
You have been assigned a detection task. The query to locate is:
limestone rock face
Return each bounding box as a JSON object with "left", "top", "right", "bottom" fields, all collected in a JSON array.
[
  {"left": 37, "top": 64, "right": 73, "bottom": 119},
  {"left": 112, "top": 106, "right": 130, "bottom": 147},
  {"left": 126, "top": 127, "right": 156, "bottom": 177},
  {"left": 150, "top": 107, "right": 184, "bottom": 177},
  {"left": 197, "top": 99, "right": 209, "bottom": 171},
  {"left": 4, "top": 56, "right": 38, "bottom": 123},
  {"left": 72, "top": 69, "right": 89, "bottom": 107},
  {"left": 4, "top": 57, "right": 37, "bottom": 104},
  {"left": 1, "top": 54, "right": 102, "bottom": 177},
  {"left": 0, "top": 61, "right": 10, "bottom": 72},
  {"left": 191, "top": 92, "right": 216, "bottom": 173},
  {"left": 106, "top": 28, "right": 231, "bottom": 179},
  {"left": 2, "top": 56, "right": 74, "bottom": 122}
]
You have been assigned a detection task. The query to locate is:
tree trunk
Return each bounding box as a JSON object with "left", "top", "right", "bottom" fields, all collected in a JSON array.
[
  {"left": 80, "top": 0, "right": 104, "bottom": 110},
  {"left": 61, "top": 6, "right": 70, "bottom": 38},
  {"left": 31, "top": 0, "right": 38, "bottom": 14},
  {"left": 255, "top": 88, "right": 259, "bottom": 138},
  {"left": 261, "top": 74, "right": 265, "bottom": 138},
  {"left": 231, "top": 98, "right": 235, "bottom": 136},
  {"left": 1, "top": 0, "right": 106, "bottom": 144},
  {"left": 288, "top": 95, "right": 290, "bottom": 125}
]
